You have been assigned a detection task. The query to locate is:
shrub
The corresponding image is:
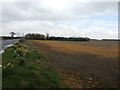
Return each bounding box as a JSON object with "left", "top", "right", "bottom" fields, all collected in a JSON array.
[{"left": 11, "top": 43, "right": 31, "bottom": 65}]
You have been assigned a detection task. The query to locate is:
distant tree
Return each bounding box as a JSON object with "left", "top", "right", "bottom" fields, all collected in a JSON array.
[
  {"left": 46, "top": 33, "right": 49, "bottom": 40},
  {"left": 9, "top": 32, "right": 16, "bottom": 37},
  {"left": 25, "top": 33, "right": 45, "bottom": 40},
  {"left": 84, "top": 37, "right": 90, "bottom": 41}
]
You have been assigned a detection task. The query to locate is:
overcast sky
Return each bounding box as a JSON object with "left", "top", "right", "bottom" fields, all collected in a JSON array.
[{"left": 1, "top": 0, "right": 118, "bottom": 39}]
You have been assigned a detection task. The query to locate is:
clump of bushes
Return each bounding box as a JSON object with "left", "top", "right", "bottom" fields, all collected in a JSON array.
[
  {"left": 25, "top": 33, "right": 45, "bottom": 40},
  {"left": 11, "top": 41, "right": 31, "bottom": 65},
  {"left": 3, "top": 40, "right": 31, "bottom": 74},
  {"left": 3, "top": 62, "right": 15, "bottom": 75}
]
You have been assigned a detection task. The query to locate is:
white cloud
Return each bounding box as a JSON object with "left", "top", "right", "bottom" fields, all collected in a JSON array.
[
  {"left": 0, "top": 0, "right": 119, "bottom": 2},
  {"left": 80, "top": 27, "right": 118, "bottom": 39},
  {"left": 2, "top": 20, "right": 118, "bottom": 39},
  {"left": 1, "top": 1, "right": 118, "bottom": 39},
  {"left": 2, "top": 2, "right": 118, "bottom": 22}
]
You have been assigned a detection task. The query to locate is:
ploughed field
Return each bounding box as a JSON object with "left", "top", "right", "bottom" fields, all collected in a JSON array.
[{"left": 30, "top": 40, "right": 119, "bottom": 88}]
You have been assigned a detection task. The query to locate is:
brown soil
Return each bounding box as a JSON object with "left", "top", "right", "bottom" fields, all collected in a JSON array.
[{"left": 29, "top": 40, "right": 119, "bottom": 88}]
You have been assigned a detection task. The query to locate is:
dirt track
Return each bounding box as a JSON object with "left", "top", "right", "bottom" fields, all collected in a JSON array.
[{"left": 30, "top": 40, "right": 119, "bottom": 88}]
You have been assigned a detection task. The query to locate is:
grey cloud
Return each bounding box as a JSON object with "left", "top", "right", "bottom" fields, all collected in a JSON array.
[
  {"left": 2, "top": 2, "right": 117, "bottom": 22},
  {"left": 68, "top": 2, "right": 117, "bottom": 17},
  {"left": 1, "top": 1, "right": 118, "bottom": 39}
]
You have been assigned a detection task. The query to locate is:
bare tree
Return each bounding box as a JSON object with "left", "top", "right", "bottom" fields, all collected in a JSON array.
[
  {"left": 46, "top": 33, "right": 49, "bottom": 40},
  {"left": 9, "top": 32, "right": 16, "bottom": 37}
]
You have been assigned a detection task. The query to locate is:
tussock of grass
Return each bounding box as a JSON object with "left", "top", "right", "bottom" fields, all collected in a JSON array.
[{"left": 2, "top": 40, "right": 67, "bottom": 88}]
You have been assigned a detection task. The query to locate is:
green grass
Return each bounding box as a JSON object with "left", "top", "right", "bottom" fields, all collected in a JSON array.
[
  {"left": 2, "top": 40, "right": 67, "bottom": 88},
  {"left": 0, "top": 54, "right": 2, "bottom": 89}
]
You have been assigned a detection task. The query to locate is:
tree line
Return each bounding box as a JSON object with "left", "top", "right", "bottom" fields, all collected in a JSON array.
[
  {"left": 2, "top": 32, "right": 90, "bottom": 41},
  {"left": 25, "top": 33, "right": 90, "bottom": 41}
]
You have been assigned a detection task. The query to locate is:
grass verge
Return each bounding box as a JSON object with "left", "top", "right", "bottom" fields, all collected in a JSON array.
[{"left": 2, "top": 39, "right": 67, "bottom": 88}]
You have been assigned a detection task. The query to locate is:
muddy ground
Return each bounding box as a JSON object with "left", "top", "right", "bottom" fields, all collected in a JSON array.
[{"left": 30, "top": 40, "right": 119, "bottom": 88}]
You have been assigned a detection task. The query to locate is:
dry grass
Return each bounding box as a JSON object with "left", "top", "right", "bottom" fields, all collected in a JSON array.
[
  {"left": 32, "top": 40, "right": 118, "bottom": 58},
  {"left": 30, "top": 40, "right": 119, "bottom": 88}
]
